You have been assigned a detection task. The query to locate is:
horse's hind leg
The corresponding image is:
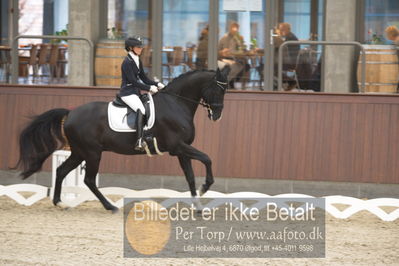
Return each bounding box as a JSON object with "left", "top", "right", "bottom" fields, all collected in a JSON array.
[
  {"left": 53, "top": 152, "right": 83, "bottom": 206},
  {"left": 83, "top": 152, "right": 118, "bottom": 213}
]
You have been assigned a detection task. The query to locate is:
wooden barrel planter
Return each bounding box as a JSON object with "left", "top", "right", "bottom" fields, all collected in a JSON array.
[
  {"left": 357, "top": 45, "right": 399, "bottom": 93},
  {"left": 95, "top": 40, "right": 126, "bottom": 87}
]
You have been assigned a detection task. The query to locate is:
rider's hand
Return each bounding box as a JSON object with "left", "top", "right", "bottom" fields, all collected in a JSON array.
[
  {"left": 221, "top": 48, "right": 231, "bottom": 57},
  {"left": 157, "top": 82, "right": 165, "bottom": 90},
  {"left": 149, "top": 85, "right": 158, "bottom": 94}
]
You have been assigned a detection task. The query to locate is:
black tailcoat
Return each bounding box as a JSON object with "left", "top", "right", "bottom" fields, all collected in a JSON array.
[{"left": 119, "top": 53, "right": 158, "bottom": 97}]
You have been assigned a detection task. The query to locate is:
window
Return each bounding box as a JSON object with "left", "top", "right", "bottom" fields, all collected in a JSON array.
[
  {"left": 364, "top": 0, "right": 399, "bottom": 44},
  {"left": 162, "top": 0, "right": 209, "bottom": 82},
  {"left": 107, "top": 0, "right": 150, "bottom": 39},
  {"left": 283, "top": 0, "right": 311, "bottom": 40},
  {"left": 0, "top": 0, "right": 9, "bottom": 45},
  {"left": 107, "top": 0, "right": 152, "bottom": 77},
  {"left": 218, "top": 0, "right": 266, "bottom": 90},
  {"left": 282, "top": 0, "right": 324, "bottom": 41}
]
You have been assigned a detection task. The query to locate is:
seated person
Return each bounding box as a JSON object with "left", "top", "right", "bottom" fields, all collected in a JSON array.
[
  {"left": 277, "top": 22, "right": 300, "bottom": 71},
  {"left": 275, "top": 22, "right": 300, "bottom": 90},
  {"left": 218, "top": 22, "right": 249, "bottom": 89}
]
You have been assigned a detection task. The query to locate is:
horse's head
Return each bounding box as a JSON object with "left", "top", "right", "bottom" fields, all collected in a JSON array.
[{"left": 202, "top": 67, "right": 230, "bottom": 121}]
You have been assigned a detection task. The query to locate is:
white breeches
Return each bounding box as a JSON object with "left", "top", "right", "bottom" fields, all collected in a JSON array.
[{"left": 121, "top": 94, "right": 145, "bottom": 114}]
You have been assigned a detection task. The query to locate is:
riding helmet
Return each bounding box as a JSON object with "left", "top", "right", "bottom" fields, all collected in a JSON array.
[{"left": 125, "top": 36, "right": 144, "bottom": 51}]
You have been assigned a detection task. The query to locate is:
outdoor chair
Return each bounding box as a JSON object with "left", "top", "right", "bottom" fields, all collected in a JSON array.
[
  {"left": 19, "top": 45, "right": 39, "bottom": 82},
  {"left": 57, "top": 46, "right": 68, "bottom": 81},
  {"left": 37, "top": 44, "right": 50, "bottom": 78},
  {"left": 164, "top": 46, "right": 185, "bottom": 80},
  {"left": 184, "top": 47, "right": 194, "bottom": 71},
  {"left": 0, "top": 48, "right": 11, "bottom": 82},
  {"left": 48, "top": 44, "right": 60, "bottom": 81}
]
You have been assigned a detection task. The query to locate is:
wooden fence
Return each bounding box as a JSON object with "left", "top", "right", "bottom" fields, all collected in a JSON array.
[{"left": 1, "top": 84, "right": 398, "bottom": 184}]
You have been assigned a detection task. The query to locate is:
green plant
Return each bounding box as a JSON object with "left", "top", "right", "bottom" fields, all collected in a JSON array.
[
  {"left": 371, "top": 33, "right": 384, "bottom": 44},
  {"left": 51, "top": 29, "right": 68, "bottom": 44},
  {"left": 251, "top": 38, "right": 257, "bottom": 49},
  {"left": 367, "top": 28, "right": 385, "bottom": 44},
  {"left": 108, "top": 27, "right": 124, "bottom": 40}
]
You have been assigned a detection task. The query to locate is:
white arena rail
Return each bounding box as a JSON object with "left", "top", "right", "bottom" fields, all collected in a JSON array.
[
  {"left": 0, "top": 150, "right": 398, "bottom": 221},
  {"left": 1, "top": 184, "right": 399, "bottom": 221}
]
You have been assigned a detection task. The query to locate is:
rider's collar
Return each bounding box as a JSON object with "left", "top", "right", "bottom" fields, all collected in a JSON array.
[
  {"left": 128, "top": 52, "right": 140, "bottom": 67},
  {"left": 128, "top": 51, "right": 139, "bottom": 60}
]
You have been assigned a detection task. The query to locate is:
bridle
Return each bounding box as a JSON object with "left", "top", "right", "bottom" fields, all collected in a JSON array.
[
  {"left": 215, "top": 80, "right": 228, "bottom": 90},
  {"left": 161, "top": 78, "right": 228, "bottom": 118},
  {"left": 205, "top": 80, "right": 228, "bottom": 118}
]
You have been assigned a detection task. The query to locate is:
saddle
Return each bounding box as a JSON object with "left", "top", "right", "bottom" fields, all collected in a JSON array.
[
  {"left": 108, "top": 93, "right": 155, "bottom": 132},
  {"left": 112, "top": 94, "right": 150, "bottom": 128}
]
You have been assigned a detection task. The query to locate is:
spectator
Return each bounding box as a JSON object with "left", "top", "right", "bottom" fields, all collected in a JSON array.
[
  {"left": 385, "top": 25, "right": 399, "bottom": 91},
  {"left": 218, "top": 22, "right": 248, "bottom": 89},
  {"left": 278, "top": 22, "right": 300, "bottom": 70},
  {"left": 195, "top": 25, "right": 209, "bottom": 69}
]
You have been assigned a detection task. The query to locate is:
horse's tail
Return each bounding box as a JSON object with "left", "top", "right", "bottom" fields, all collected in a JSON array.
[{"left": 16, "top": 108, "right": 70, "bottom": 179}]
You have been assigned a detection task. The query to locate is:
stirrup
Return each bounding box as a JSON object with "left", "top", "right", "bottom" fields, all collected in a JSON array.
[{"left": 135, "top": 138, "right": 147, "bottom": 151}]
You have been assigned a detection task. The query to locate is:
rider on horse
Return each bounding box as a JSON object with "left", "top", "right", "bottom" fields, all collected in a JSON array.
[{"left": 119, "top": 36, "right": 165, "bottom": 151}]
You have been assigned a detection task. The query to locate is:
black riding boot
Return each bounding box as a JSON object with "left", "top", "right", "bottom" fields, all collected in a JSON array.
[{"left": 135, "top": 110, "right": 146, "bottom": 151}]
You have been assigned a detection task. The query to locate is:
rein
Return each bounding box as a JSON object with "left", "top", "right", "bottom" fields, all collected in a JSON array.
[
  {"left": 161, "top": 90, "right": 210, "bottom": 108},
  {"left": 160, "top": 80, "right": 227, "bottom": 112}
]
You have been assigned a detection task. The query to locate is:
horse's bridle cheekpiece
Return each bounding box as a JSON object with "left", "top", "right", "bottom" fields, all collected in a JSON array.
[{"left": 204, "top": 79, "right": 227, "bottom": 119}]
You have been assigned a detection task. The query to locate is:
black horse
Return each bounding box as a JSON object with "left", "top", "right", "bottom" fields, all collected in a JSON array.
[{"left": 16, "top": 68, "right": 230, "bottom": 212}]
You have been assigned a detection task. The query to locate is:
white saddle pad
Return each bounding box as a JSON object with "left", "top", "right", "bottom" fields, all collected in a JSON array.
[{"left": 107, "top": 93, "right": 155, "bottom": 132}]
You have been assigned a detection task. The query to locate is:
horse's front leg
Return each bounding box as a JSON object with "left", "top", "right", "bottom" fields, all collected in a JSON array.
[
  {"left": 177, "top": 155, "right": 196, "bottom": 197},
  {"left": 177, "top": 142, "right": 214, "bottom": 196},
  {"left": 177, "top": 154, "right": 204, "bottom": 211}
]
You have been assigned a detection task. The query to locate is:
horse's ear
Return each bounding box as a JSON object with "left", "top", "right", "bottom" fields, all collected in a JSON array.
[
  {"left": 216, "top": 67, "right": 222, "bottom": 79},
  {"left": 217, "top": 66, "right": 230, "bottom": 81}
]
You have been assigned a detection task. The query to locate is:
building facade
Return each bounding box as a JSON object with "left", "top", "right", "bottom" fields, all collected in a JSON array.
[{"left": 0, "top": 0, "right": 398, "bottom": 92}]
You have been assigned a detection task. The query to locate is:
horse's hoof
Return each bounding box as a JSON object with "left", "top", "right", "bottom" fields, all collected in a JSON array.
[
  {"left": 199, "top": 185, "right": 207, "bottom": 196},
  {"left": 108, "top": 206, "right": 119, "bottom": 214},
  {"left": 56, "top": 202, "right": 70, "bottom": 210},
  {"left": 192, "top": 197, "right": 204, "bottom": 212}
]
